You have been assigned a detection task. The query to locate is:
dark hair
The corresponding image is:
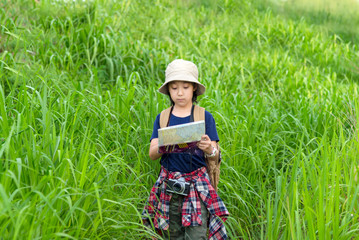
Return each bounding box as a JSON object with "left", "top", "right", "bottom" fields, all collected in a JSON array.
[{"left": 168, "top": 83, "right": 198, "bottom": 106}]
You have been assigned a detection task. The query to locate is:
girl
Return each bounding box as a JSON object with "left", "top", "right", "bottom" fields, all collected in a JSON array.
[{"left": 142, "top": 59, "right": 229, "bottom": 240}]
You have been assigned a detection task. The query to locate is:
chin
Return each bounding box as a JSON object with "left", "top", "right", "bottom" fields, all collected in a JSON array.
[{"left": 176, "top": 101, "right": 189, "bottom": 106}]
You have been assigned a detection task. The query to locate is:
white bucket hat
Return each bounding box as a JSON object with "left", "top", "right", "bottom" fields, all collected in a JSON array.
[{"left": 158, "top": 59, "right": 206, "bottom": 96}]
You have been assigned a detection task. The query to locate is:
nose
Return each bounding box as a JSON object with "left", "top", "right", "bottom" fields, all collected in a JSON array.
[{"left": 178, "top": 88, "right": 183, "bottom": 96}]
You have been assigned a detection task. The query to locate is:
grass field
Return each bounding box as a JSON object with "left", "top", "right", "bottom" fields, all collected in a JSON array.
[
  {"left": 1, "top": 0, "right": 359, "bottom": 239},
  {"left": 266, "top": 0, "right": 359, "bottom": 43}
]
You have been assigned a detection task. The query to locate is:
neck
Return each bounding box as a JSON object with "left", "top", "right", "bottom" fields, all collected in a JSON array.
[{"left": 172, "top": 103, "right": 193, "bottom": 117}]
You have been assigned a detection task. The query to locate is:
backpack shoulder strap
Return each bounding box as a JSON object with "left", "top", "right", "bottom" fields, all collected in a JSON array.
[
  {"left": 193, "top": 105, "right": 205, "bottom": 122},
  {"left": 159, "top": 107, "right": 173, "bottom": 128},
  {"left": 196, "top": 105, "right": 221, "bottom": 191}
]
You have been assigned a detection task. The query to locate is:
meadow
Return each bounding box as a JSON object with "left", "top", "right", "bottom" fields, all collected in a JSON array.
[{"left": 1, "top": 0, "right": 359, "bottom": 239}]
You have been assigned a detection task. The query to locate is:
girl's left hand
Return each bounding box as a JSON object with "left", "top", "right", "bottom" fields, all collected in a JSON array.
[{"left": 197, "top": 134, "right": 213, "bottom": 155}]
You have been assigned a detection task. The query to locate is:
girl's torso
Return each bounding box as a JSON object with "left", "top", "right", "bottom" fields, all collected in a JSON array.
[{"left": 151, "top": 110, "right": 219, "bottom": 173}]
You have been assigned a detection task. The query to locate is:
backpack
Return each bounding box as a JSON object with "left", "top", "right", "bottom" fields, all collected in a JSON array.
[{"left": 159, "top": 105, "right": 221, "bottom": 191}]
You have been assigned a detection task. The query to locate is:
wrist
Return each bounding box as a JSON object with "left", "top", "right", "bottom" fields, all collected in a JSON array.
[{"left": 205, "top": 146, "right": 217, "bottom": 158}]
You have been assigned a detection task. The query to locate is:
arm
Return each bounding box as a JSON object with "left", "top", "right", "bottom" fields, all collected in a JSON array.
[{"left": 149, "top": 138, "right": 163, "bottom": 160}]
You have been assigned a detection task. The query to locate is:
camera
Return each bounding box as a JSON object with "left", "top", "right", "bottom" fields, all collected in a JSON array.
[{"left": 166, "top": 177, "right": 190, "bottom": 196}]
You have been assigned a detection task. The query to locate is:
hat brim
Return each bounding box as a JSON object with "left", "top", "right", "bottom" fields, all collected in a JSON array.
[{"left": 158, "top": 77, "right": 206, "bottom": 96}]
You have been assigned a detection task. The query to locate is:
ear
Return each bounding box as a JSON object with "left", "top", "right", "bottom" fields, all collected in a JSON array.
[{"left": 193, "top": 83, "right": 197, "bottom": 92}]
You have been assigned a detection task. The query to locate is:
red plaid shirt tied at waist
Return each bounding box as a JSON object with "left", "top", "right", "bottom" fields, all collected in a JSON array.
[{"left": 142, "top": 166, "right": 229, "bottom": 240}]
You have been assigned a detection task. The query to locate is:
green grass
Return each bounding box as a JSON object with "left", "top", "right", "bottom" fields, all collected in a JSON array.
[
  {"left": 1, "top": 0, "right": 359, "bottom": 239},
  {"left": 263, "top": 0, "right": 359, "bottom": 44}
]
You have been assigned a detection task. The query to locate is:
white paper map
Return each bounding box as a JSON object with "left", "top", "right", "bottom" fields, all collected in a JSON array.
[{"left": 158, "top": 120, "right": 205, "bottom": 147}]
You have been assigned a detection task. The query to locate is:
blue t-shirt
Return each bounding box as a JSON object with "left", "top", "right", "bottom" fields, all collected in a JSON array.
[{"left": 150, "top": 110, "right": 219, "bottom": 173}]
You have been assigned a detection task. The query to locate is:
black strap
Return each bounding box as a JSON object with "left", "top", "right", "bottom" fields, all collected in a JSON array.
[
  {"left": 189, "top": 105, "right": 195, "bottom": 182},
  {"left": 165, "top": 105, "right": 195, "bottom": 184},
  {"left": 189, "top": 105, "right": 195, "bottom": 122},
  {"left": 168, "top": 105, "right": 195, "bottom": 126}
]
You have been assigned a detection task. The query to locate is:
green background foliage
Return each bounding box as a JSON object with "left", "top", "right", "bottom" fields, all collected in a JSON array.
[{"left": 1, "top": 0, "right": 359, "bottom": 239}]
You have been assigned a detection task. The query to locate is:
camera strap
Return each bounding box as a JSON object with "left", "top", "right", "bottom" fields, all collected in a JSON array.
[
  {"left": 166, "top": 105, "right": 194, "bottom": 127},
  {"left": 189, "top": 105, "right": 195, "bottom": 184},
  {"left": 165, "top": 105, "right": 195, "bottom": 185}
]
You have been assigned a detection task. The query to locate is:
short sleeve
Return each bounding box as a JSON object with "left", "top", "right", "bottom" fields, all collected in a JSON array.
[
  {"left": 150, "top": 113, "right": 161, "bottom": 141},
  {"left": 205, "top": 111, "right": 219, "bottom": 142}
]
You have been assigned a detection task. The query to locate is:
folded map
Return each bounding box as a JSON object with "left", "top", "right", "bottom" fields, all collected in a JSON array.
[{"left": 158, "top": 120, "right": 205, "bottom": 153}]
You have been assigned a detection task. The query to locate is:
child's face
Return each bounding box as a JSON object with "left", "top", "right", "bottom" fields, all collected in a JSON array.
[{"left": 168, "top": 81, "right": 197, "bottom": 107}]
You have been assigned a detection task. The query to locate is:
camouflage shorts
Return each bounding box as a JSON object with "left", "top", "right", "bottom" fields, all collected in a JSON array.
[{"left": 161, "top": 193, "right": 208, "bottom": 240}]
